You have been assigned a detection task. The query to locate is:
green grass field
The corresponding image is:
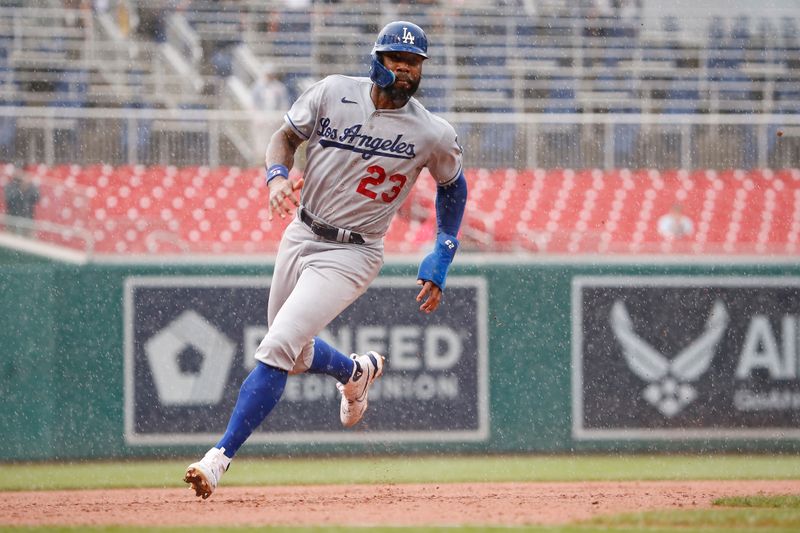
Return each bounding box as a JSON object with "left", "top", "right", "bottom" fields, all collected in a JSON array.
[
  {"left": 4, "top": 454, "right": 800, "bottom": 492},
  {"left": 1, "top": 454, "right": 799, "bottom": 533}
]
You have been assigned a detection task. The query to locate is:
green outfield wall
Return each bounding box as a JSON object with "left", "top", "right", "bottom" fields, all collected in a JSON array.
[{"left": 1, "top": 250, "right": 799, "bottom": 461}]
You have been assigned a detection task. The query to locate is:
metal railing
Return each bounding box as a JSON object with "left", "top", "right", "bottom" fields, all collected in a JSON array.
[
  {"left": 0, "top": 106, "right": 797, "bottom": 170},
  {"left": 0, "top": 213, "right": 94, "bottom": 257}
]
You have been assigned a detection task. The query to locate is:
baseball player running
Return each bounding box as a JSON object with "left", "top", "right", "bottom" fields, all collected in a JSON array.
[{"left": 185, "top": 20, "right": 468, "bottom": 499}]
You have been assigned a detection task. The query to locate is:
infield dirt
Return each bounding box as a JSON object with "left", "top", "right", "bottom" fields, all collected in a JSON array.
[{"left": 2, "top": 480, "right": 799, "bottom": 527}]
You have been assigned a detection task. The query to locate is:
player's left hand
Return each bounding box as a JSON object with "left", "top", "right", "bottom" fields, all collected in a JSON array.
[
  {"left": 268, "top": 177, "right": 304, "bottom": 220},
  {"left": 416, "top": 279, "right": 442, "bottom": 313}
]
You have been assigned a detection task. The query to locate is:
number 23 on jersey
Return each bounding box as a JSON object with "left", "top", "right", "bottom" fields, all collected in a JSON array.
[{"left": 356, "top": 164, "right": 407, "bottom": 203}]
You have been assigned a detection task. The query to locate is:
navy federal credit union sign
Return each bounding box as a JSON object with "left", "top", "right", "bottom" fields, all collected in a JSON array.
[
  {"left": 124, "top": 276, "right": 488, "bottom": 445},
  {"left": 572, "top": 276, "right": 800, "bottom": 440}
]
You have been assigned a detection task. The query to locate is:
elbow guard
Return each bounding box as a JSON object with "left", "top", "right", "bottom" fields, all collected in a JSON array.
[{"left": 417, "top": 232, "right": 459, "bottom": 291}]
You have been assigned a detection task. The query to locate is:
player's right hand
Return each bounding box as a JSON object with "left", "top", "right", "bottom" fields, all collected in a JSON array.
[{"left": 268, "top": 177, "right": 304, "bottom": 220}]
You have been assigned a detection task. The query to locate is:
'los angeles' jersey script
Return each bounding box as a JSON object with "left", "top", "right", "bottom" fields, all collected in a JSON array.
[{"left": 285, "top": 75, "right": 462, "bottom": 237}]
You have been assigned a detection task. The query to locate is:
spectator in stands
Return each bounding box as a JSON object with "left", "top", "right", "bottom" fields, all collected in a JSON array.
[
  {"left": 250, "top": 63, "right": 290, "bottom": 163},
  {"left": 97, "top": 0, "right": 138, "bottom": 38},
  {"left": 136, "top": 0, "right": 187, "bottom": 43},
  {"left": 3, "top": 169, "right": 39, "bottom": 237},
  {"left": 657, "top": 204, "right": 693, "bottom": 240}
]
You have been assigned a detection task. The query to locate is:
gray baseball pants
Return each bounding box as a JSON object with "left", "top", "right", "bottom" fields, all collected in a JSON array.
[{"left": 254, "top": 217, "right": 384, "bottom": 373}]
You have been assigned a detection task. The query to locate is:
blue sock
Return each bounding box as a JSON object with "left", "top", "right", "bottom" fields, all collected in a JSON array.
[
  {"left": 216, "top": 361, "right": 287, "bottom": 458},
  {"left": 307, "top": 336, "right": 355, "bottom": 384}
]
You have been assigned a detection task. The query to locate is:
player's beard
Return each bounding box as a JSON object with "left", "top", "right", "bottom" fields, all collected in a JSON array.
[{"left": 387, "top": 75, "right": 420, "bottom": 102}]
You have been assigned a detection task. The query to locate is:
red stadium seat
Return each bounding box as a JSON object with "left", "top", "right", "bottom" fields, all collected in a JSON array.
[{"left": 11, "top": 165, "right": 800, "bottom": 256}]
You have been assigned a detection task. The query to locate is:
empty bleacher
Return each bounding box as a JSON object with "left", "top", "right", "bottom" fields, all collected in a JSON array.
[
  {"left": 0, "top": 4, "right": 215, "bottom": 111},
  {"left": 0, "top": 1, "right": 798, "bottom": 116}
]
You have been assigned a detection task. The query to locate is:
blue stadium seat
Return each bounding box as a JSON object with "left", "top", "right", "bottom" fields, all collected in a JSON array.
[
  {"left": 417, "top": 73, "right": 450, "bottom": 113},
  {"left": 663, "top": 76, "right": 701, "bottom": 113},
  {"left": 708, "top": 16, "right": 727, "bottom": 42},
  {"left": 781, "top": 16, "right": 798, "bottom": 43},
  {"left": 731, "top": 15, "right": 751, "bottom": 42},
  {"left": 774, "top": 76, "right": 800, "bottom": 111},
  {"left": 715, "top": 72, "right": 753, "bottom": 101},
  {"left": 613, "top": 123, "right": 640, "bottom": 166},
  {"left": 51, "top": 69, "right": 88, "bottom": 108},
  {"left": 0, "top": 36, "right": 10, "bottom": 61},
  {"left": 479, "top": 99, "right": 516, "bottom": 162},
  {"left": 546, "top": 77, "right": 578, "bottom": 113},
  {"left": 119, "top": 99, "right": 154, "bottom": 164}
]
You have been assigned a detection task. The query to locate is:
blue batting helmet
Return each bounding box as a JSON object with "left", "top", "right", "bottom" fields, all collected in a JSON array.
[{"left": 369, "top": 21, "right": 428, "bottom": 88}]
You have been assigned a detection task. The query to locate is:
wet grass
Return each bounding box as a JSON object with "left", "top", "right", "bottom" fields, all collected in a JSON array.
[
  {"left": 2, "top": 454, "right": 800, "bottom": 492},
  {"left": 591, "top": 507, "right": 800, "bottom": 531},
  {"left": 582, "top": 493, "right": 800, "bottom": 532},
  {"left": 716, "top": 494, "right": 800, "bottom": 508}
]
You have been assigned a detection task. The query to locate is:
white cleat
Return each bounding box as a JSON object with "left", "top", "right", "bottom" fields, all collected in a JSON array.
[
  {"left": 184, "top": 447, "right": 231, "bottom": 500},
  {"left": 337, "top": 351, "right": 385, "bottom": 428}
]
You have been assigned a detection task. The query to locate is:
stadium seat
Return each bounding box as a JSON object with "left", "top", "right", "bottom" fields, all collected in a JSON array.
[{"left": 5, "top": 165, "right": 799, "bottom": 255}]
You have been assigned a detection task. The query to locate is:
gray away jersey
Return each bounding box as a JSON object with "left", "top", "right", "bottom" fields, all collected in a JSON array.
[{"left": 285, "top": 75, "right": 462, "bottom": 237}]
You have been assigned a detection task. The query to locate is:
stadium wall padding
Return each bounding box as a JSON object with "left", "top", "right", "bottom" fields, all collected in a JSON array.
[{"left": 1, "top": 256, "right": 799, "bottom": 461}]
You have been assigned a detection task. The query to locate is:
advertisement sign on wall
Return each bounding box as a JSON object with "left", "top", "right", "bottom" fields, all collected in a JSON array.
[
  {"left": 572, "top": 276, "right": 800, "bottom": 440},
  {"left": 124, "top": 276, "right": 489, "bottom": 445}
]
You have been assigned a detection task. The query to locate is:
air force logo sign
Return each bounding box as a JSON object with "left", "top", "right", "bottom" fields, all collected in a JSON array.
[
  {"left": 610, "top": 300, "right": 728, "bottom": 417},
  {"left": 572, "top": 276, "right": 800, "bottom": 440}
]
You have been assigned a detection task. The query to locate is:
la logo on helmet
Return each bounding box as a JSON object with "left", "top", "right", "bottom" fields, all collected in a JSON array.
[{"left": 402, "top": 27, "right": 415, "bottom": 44}]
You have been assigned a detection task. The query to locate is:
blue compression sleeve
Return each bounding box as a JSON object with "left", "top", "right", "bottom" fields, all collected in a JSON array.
[
  {"left": 216, "top": 361, "right": 287, "bottom": 458},
  {"left": 435, "top": 172, "right": 468, "bottom": 237},
  {"left": 307, "top": 336, "right": 355, "bottom": 384},
  {"left": 417, "top": 172, "right": 468, "bottom": 291}
]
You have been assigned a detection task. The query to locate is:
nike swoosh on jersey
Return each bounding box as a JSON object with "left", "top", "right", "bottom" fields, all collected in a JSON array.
[{"left": 340, "top": 97, "right": 358, "bottom": 104}]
